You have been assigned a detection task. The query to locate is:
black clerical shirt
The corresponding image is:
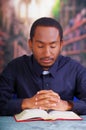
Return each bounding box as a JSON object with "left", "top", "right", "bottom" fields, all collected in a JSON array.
[{"left": 0, "top": 55, "right": 86, "bottom": 115}]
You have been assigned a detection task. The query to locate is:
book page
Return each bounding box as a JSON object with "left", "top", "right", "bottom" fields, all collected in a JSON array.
[
  {"left": 48, "top": 110, "right": 82, "bottom": 120},
  {"left": 15, "top": 109, "right": 49, "bottom": 121},
  {"left": 15, "top": 109, "right": 82, "bottom": 121}
]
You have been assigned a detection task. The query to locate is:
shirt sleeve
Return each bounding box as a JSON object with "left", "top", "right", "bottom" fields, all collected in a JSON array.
[
  {"left": 0, "top": 61, "right": 23, "bottom": 116},
  {"left": 72, "top": 63, "right": 86, "bottom": 115}
]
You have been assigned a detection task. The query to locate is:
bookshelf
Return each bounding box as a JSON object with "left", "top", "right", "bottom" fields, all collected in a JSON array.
[
  {"left": 0, "top": 31, "right": 9, "bottom": 73},
  {"left": 62, "top": 18, "right": 86, "bottom": 67},
  {"left": 63, "top": 34, "right": 86, "bottom": 46},
  {"left": 13, "top": 40, "right": 28, "bottom": 59},
  {"left": 64, "top": 19, "right": 86, "bottom": 36}
]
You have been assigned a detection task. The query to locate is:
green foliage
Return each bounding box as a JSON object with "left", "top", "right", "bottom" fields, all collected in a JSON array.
[{"left": 52, "top": 0, "right": 60, "bottom": 19}]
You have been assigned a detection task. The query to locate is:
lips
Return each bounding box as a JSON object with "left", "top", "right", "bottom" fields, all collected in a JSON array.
[{"left": 40, "top": 58, "right": 53, "bottom": 64}]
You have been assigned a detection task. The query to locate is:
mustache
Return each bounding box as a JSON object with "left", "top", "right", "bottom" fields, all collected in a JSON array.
[{"left": 40, "top": 57, "right": 54, "bottom": 60}]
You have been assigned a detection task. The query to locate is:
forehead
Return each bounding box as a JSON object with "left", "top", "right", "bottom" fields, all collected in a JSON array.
[{"left": 34, "top": 26, "right": 60, "bottom": 41}]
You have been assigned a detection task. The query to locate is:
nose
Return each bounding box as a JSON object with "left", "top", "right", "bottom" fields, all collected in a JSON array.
[{"left": 43, "top": 46, "right": 51, "bottom": 57}]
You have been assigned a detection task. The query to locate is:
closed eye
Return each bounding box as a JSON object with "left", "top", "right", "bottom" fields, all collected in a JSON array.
[
  {"left": 50, "top": 45, "right": 57, "bottom": 48},
  {"left": 50, "top": 42, "right": 58, "bottom": 48},
  {"left": 38, "top": 45, "right": 44, "bottom": 48}
]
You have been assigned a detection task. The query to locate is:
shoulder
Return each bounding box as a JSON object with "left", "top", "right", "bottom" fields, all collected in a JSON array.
[
  {"left": 7, "top": 55, "right": 31, "bottom": 66},
  {"left": 1, "top": 55, "right": 32, "bottom": 76},
  {"left": 3, "top": 55, "right": 32, "bottom": 73},
  {"left": 58, "top": 55, "right": 86, "bottom": 70}
]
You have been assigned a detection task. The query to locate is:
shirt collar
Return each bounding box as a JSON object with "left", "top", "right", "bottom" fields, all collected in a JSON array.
[
  {"left": 48, "top": 56, "right": 60, "bottom": 77},
  {"left": 42, "top": 71, "right": 50, "bottom": 75},
  {"left": 32, "top": 56, "right": 43, "bottom": 76}
]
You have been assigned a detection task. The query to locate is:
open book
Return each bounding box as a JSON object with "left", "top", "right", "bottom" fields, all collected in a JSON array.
[{"left": 14, "top": 109, "right": 82, "bottom": 122}]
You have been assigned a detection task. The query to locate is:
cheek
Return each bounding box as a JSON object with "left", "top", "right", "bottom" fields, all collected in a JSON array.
[
  {"left": 53, "top": 47, "right": 61, "bottom": 55},
  {"left": 33, "top": 48, "right": 42, "bottom": 57}
]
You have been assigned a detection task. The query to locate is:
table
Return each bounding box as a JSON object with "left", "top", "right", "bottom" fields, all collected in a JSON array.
[{"left": 0, "top": 116, "right": 86, "bottom": 130}]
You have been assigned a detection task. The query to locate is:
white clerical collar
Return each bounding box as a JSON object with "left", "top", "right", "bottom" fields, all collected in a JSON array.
[{"left": 42, "top": 71, "right": 50, "bottom": 75}]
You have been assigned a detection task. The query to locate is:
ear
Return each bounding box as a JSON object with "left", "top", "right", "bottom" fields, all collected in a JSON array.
[
  {"left": 28, "top": 39, "right": 33, "bottom": 51},
  {"left": 60, "top": 40, "right": 64, "bottom": 50}
]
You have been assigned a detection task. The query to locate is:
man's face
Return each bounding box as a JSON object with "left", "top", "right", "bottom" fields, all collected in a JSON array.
[{"left": 29, "top": 26, "right": 63, "bottom": 70}]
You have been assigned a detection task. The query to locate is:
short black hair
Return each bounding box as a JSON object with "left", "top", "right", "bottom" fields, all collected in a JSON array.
[{"left": 30, "top": 17, "right": 63, "bottom": 41}]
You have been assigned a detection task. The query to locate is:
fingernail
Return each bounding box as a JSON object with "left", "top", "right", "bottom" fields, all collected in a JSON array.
[
  {"left": 58, "top": 99, "right": 60, "bottom": 103},
  {"left": 37, "top": 92, "right": 39, "bottom": 94},
  {"left": 35, "top": 98, "right": 37, "bottom": 101},
  {"left": 35, "top": 102, "right": 37, "bottom": 105},
  {"left": 53, "top": 103, "right": 57, "bottom": 106}
]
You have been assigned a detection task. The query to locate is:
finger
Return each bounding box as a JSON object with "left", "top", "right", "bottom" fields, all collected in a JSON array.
[
  {"left": 36, "top": 92, "right": 60, "bottom": 102},
  {"left": 37, "top": 90, "right": 50, "bottom": 94},
  {"left": 37, "top": 90, "right": 57, "bottom": 95},
  {"left": 37, "top": 90, "right": 60, "bottom": 99},
  {"left": 37, "top": 102, "right": 57, "bottom": 110},
  {"left": 34, "top": 98, "right": 58, "bottom": 108}
]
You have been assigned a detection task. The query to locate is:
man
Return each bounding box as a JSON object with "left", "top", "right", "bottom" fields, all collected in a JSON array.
[{"left": 0, "top": 17, "right": 86, "bottom": 116}]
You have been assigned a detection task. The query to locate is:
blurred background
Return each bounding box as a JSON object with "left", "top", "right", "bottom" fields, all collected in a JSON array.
[{"left": 0, "top": 0, "right": 86, "bottom": 73}]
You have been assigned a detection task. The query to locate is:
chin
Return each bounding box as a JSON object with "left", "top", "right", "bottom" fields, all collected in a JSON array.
[{"left": 42, "top": 64, "right": 53, "bottom": 69}]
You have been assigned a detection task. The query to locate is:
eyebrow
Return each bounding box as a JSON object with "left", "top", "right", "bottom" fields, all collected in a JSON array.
[{"left": 35, "top": 40, "right": 60, "bottom": 44}]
